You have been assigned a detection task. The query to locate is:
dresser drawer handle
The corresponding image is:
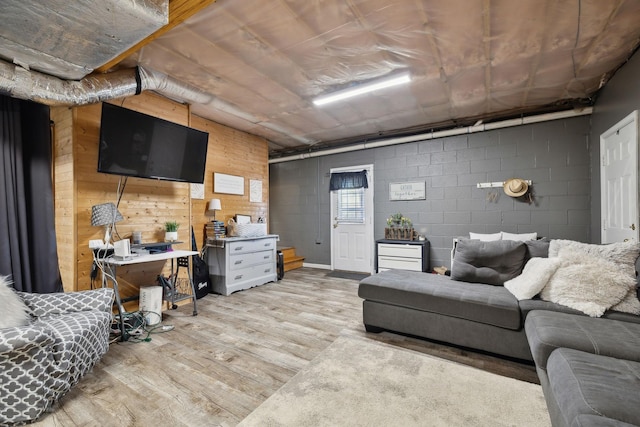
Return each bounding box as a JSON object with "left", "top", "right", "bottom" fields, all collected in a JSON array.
[
  {"left": 234, "top": 246, "right": 243, "bottom": 251},
  {"left": 234, "top": 260, "right": 243, "bottom": 265},
  {"left": 264, "top": 268, "right": 271, "bottom": 273},
  {"left": 264, "top": 243, "right": 272, "bottom": 247},
  {"left": 264, "top": 255, "right": 269, "bottom": 259},
  {"left": 234, "top": 275, "right": 243, "bottom": 280}
]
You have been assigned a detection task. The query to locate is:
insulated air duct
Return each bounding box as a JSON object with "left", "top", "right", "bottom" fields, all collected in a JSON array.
[{"left": 0, "top": 60, "right": 212, "bottom": 107}]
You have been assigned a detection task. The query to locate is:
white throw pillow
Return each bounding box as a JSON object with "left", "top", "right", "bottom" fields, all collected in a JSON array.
[
  {"left": 610, "top": 288, "right": 640, "bottom": 315},
  {"left": 501, "top": 231, "right": 537, "bottom": 241},
  {"left": 548, "top": 240, "right": 639, "bottom": 275},
  {"left": 504, "top": 257, "right": 562, "bottom": 300},
  {"left": 539, "top": 248, "right": 635, "bottom": 317},
  {"left": 469, "top": 232, "right": 502, "bottom": 241},
  {"left": 0, "top": 275, "right": 31, "bottom": 329}
]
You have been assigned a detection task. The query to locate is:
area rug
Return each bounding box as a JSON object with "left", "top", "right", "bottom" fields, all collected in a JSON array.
[
  {"left": 325, "top": 271, "right": 370, "bottom": 281},
  {"left": 239, "top": 335, "right": 550, "bottom": 427}
]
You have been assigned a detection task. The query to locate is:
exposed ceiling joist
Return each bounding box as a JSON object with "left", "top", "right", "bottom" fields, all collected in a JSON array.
[{"left": 96, "top": 0, "right": 218, "bottom": 73}]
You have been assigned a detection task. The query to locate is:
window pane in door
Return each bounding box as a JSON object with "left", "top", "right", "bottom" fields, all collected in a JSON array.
[{"left": 336, "top": 188, "right": 365, "bottom": 223}]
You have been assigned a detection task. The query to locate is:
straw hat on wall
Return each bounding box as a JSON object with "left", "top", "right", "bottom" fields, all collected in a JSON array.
[{"left": 503, "top": 178, "right": 529, "bottom": 197}]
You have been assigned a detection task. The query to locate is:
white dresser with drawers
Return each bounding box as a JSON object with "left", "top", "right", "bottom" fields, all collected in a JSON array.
[
  {"left": 206, "top": 235, "right": 279, "bottom": 295},
  {"left": 376, "top": 239, "right": 430, "bottom": 273}
]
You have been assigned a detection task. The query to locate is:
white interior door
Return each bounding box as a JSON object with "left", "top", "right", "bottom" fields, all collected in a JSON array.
[
  {"left": 601, "top": 110, "right": 639, "bottom": 243},
  {"left": 330, "top": 165, "right": 374, "bottom": 273}
]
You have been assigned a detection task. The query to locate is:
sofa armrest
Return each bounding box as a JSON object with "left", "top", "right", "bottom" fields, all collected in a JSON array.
[{"left": 18, "top": 288, "right": 114, "bottom": 317}]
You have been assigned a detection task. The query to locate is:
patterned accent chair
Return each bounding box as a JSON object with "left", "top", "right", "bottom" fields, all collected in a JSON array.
[{"left": 0, "top": 288, "right": 114, "bottom": 425}]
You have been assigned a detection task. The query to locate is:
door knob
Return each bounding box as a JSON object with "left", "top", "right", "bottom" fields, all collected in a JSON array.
[
  {"left": 631, "top": 224, "right": 636, "bottom": 231},
  {"left": 333, "top": 223, "right": 338, "bottom": 228}
]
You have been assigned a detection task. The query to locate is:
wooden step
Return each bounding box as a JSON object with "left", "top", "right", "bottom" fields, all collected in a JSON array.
[
  {"left": 284, "top": 256, "right": 305, "bottom": 272},
  {"left": 278, "top": 246, "right": 305, "bottom": 272},
  {"left": 279, "top": 247, "right": 297, "bottom": 261}
]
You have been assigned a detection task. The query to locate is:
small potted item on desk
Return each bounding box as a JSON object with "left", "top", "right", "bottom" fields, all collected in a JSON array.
[{"left": 165, "top": 221, "right": 179, "bottom": 242}]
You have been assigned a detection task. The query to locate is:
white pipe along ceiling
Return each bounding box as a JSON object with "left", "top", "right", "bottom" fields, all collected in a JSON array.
[{"left": 0, "top": 0, "right": 639, "bottom": 159}]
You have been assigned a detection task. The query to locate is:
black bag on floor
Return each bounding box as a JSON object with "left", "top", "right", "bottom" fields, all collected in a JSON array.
[{"left": 191, "top": 226, "right": 211, "bottom": 299}]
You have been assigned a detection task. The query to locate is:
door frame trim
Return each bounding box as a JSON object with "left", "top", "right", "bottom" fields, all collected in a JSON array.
[{"left": 330, "top": 164, "right": 374, "bottom": 273}]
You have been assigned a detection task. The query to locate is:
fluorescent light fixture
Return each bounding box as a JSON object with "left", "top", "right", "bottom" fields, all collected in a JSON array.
[{"left": 313, "top": 71, "right": 411, "bottom": 106}]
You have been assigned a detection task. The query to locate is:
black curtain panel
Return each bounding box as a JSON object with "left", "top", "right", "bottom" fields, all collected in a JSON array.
[
  {"left": 329, "top": 170, "right": 368, "bottom": 191},
  {"left": 0, "top": 95, "right": 62, "bottom": 293}
]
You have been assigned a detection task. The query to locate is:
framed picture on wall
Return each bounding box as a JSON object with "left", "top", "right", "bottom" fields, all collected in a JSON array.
[
  {"left": 214, "top": 172, "right": 244, "bottom": 195},
  {"left": 389, "top": 181, "right": 426, "bottom": 200}
]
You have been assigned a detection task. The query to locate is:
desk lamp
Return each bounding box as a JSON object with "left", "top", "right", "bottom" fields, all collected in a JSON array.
[
  {"left": 91, "top": 202, "right": 124, "bottom": 245},
  {"left": 206, "top": 198, "right": 222, "bottom": 222}
]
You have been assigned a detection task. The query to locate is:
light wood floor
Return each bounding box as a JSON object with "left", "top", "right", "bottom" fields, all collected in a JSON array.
[{"left": 33, "top": 268, "right": 538, "bottom": 427}]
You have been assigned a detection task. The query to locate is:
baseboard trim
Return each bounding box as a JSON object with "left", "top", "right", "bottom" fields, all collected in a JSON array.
[{"left": 302, "top": 263, "right": 331, "bottom": 270}]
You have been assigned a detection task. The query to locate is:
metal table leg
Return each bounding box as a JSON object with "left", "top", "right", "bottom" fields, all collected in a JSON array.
[
  {"left": 176, "top": 256, "right": 198, "bottom": 316},
  {"left": 103, "top": 263, "right": 129, "bottom": 341}
]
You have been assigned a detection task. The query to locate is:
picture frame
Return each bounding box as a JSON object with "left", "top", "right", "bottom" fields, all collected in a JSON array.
[
  {"left": 214, "top": 172, "right": 244, "bottom": 195},
  {"left": 235, "top": 214, "right": 251, "bottom": 224},
  {"left": 389, "top": 181, "right": 426, "bottom": 201}
]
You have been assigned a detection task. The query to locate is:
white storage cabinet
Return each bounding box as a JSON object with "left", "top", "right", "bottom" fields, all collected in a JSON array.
[
  {"left": 207, "top": 235, "right": 279, "bottom": 296},
  {"left": 376, "top": 239, "right": 430, "bottom": 273}
]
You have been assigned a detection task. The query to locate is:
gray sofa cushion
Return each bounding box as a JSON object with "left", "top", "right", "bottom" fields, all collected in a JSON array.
[
  {"left": 524, "top": 237, "right": 551, "bottom": 259},
  {"left": 547, "top": 348, "right": 640, "bottom": 427},
  {"left": 451, "top": 238, "right": 527, "bottom": 285},
  {"left": 525, "top": 310, "right": 640, "bottom": 371},
  {"left": 519, "top": 299, "right": 640, "bottom": 324},
  {"left": 571, "top": 415, "right": 639, "bottom": 427},
  {"left": 359, "top": 269, "right": 522, "bottom": 330}
]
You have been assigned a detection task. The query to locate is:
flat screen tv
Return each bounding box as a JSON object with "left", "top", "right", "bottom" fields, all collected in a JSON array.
[{"left": 98, "top": 103, "right": 209, "bottom": 183}]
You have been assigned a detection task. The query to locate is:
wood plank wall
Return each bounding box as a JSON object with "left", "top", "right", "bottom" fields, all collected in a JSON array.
[
  {"left": 52, "top": 91, "right": 270, "bottom": 303},
  {"left": 51, "top": 107, "right": 75, "bottom": 292},
  {"left": 190, "top": 114, "right": 270, "bottom": 249}
]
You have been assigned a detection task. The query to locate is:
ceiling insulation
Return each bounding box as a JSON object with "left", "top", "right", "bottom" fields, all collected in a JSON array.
[
  {"left": 0, "top": 0, "right": 168, "bottom": 80},
  {"left": 2, "top": 0, "right": 640, "bottom": 158},
  {"left": 120, "top": 0, "right": 640, "bottom": 157}
]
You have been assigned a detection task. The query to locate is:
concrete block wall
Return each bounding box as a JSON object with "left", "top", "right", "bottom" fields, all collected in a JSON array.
[{"left": 270, "top": 115, "right": 591, "bottom": 269}]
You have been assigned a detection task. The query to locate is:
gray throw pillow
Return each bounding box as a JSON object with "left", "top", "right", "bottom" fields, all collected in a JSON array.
[
  {"left": 525, "top": 237, "right": 551, "bottom": 260},
  {"left": 451, "top": 238, "right": 527, "bottom": 286}
]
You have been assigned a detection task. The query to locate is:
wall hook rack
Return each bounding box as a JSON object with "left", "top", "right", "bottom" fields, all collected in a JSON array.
[{"left": 476, "top": 180, "right": 531, "bottom": 189}]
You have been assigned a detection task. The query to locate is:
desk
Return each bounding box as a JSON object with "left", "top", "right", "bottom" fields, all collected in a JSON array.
[{"left": 101, "top": 249, "right": 198, "bottom": 340}]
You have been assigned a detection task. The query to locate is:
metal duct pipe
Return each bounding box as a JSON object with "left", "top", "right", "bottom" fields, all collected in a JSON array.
[{"left": 0, "top": 60, "right": 212, "bottom": 106}]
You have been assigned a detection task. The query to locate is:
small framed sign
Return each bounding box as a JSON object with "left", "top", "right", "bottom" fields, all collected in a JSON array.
[
  {"left": 389, "top": 181, "right": 426, "bottom": 201},
  {"left": 250, "top": 179, "right": 262, "bottom": 202},
  {"left": 214, "top": 172, "right": 244, "bottom": 195}
]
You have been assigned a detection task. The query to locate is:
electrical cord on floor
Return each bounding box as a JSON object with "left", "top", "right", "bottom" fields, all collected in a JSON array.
[{"left": 110, "top": 310, "right": 175, "bottom": 344}]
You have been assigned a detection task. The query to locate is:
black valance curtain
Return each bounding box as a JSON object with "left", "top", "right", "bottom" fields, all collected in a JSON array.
[
  {"left": 0, "top": 94, "right": 62, "bottom": 293},
  {"left": 329, "top": 170, "right": 368, "bottom": 191}
]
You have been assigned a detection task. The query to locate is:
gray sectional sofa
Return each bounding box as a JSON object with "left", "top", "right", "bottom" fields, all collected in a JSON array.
[
  {"left": 358, "top": 237, "right": 640, "bottom": 426},
  {"left": 525, "top": 311, "right": 640, "bottom": 426}
]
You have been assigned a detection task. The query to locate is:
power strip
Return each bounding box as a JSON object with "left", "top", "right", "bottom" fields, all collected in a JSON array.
[
  {"left": 89, "top": 239, "right": 103, "bottom": 249},
  {"left": 89, "top": 240, "right": 113, "bottom": 249}
]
